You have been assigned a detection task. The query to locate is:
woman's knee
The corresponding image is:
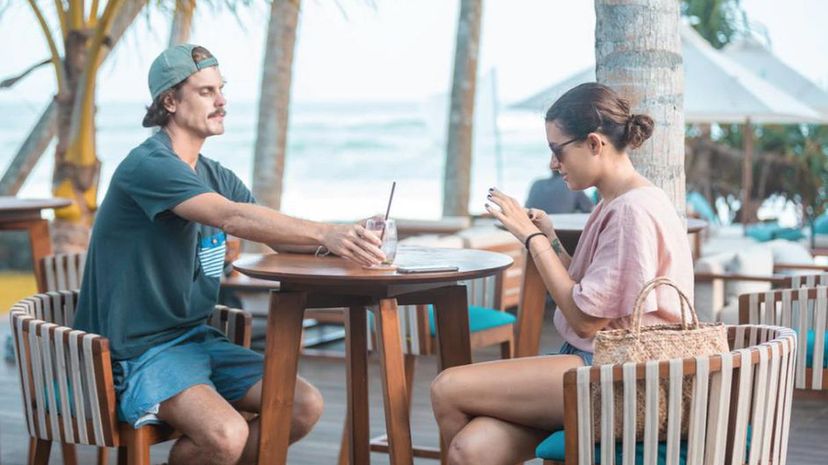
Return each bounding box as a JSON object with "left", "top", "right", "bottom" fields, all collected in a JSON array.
[
  {"left": 446, "top": 429, "right": 493, "bottom": 465},
  {"left": 430, "top": 366, "right": 464, "bottom": 415},
  {"left": 292, "top": 380, "right": 324, "bottom": 438}
]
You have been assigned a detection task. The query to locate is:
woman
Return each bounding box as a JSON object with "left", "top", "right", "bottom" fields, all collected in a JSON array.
[{"left": 430, "top": 83, "right": 694, "bottom": 465}]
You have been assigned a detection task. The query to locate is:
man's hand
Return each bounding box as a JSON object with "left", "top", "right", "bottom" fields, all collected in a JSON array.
[{"left": 321, "top": 224, "right": 386, "bottom": 267}]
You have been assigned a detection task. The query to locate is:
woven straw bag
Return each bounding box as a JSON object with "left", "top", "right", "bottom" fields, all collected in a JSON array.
[{"left": 591, "top": 277, "right": 728, "bottom": 441}]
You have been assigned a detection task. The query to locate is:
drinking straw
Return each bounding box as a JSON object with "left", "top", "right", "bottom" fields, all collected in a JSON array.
[{"left": 380, "top": 181, "right": 396, "bottom": 241}]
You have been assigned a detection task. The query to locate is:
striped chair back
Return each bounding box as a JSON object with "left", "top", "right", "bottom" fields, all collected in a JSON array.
[
  {"left": 556, "top": 325, "right": 796, "bottom": 465},
  {"left": 739, "top": 285, "right": 827, "bottom": 392},
  {"left": 788, "top": 273, "right": 828, "bottom": 288},
  {"left": 10, "top": 292, "right": 119, "bottom": 447},
  {"left": 38, "top": 253, "right": 87, "bottom": 293}
]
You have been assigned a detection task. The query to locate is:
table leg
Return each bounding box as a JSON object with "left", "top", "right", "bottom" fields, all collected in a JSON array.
[
  {"left": 257, "top": 291, "right": 307, "bottom": 465},
  {"left": 431, "top": 285, "right": 471, "bottom": 465},
  {"left": 373, "top": 298, "right": 414, "bottom": 465},
  {"left": 345, "top": 305, "right": 370, "bottom": 465}
]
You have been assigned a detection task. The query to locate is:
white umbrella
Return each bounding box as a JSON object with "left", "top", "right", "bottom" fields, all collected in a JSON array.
[
  {"left": 513, "top": 24, "right": 828, "bottom": 222},
  {"left": 723, "top": 37, "right": 828, "bottom": 118},
  {"left": 514, "top": 24, "right": 826, "bottom": 124}
]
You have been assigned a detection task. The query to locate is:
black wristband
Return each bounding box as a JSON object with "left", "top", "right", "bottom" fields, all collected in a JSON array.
[{"left": 524, "top": 232, "right": 547, "bottom": 250}]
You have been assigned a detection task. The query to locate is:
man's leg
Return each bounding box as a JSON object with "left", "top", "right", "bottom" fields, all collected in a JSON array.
[
  {"left": 231, "top": 376, "right": 324, "bottom": 465},
  {"left": 157, "top": 384, "right": 250, "bottom": 465}
]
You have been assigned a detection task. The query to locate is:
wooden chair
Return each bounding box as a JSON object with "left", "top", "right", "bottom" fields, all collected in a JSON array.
[
  {"left": 538, "top": 324, "right": 797, "bottom": 464},
  {"left": 9, "top": 290, "right": 252, "bottom": 465},
  {"left": 739, "top": 285, "right": 827, "bottom": 396}
]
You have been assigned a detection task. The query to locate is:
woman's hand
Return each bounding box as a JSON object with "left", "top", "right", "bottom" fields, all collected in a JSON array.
[
  {"left": 485, "top": 187, "right": 541, "bottom": 243},
  {"left": 526, "top": 208, "right": 556, "bottom": 238}
]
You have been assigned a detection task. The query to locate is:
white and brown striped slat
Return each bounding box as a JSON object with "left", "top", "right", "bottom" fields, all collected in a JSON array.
[
  {"left": 38, "top": 253, "right": 87, "bottom": 293},
  {"left": 9, "top": 290, "right": 253, "bottom": 465},
  {"left": 790, "top": 273, "right": 828, "bottom": 288},
  {"left": 546, "top": 325, "right": 797, "bottom": 465},
  {"left": 739, "top": 285, "right": 827, "bottom": 392}
]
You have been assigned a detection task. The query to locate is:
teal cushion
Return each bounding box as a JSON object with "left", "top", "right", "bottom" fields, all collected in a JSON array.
[
  {"left": 814, "top": 213, "right": 828, "bottom": 235},
  {"left": 686, "top": 192, "right": 719, "bottom": 225},
  {"left": 427, "top": 305, "right": 516, "bottom": 336},
  {"left": 745, "top": 223, "right": 805, "bottom": 242},
  {"left": 535, "top": 431, "right": 687, "bottom": 464},
  {"left": 805, "top": 330, "right": 828, "bottom": 369}
]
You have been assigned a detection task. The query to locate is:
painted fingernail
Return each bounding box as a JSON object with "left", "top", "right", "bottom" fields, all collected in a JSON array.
[
  {"left": 487, "top": 194, "right": 492, "bottom": 199},
  {"left": 488, "top": 187, "right": 494, "bottom": 192}
]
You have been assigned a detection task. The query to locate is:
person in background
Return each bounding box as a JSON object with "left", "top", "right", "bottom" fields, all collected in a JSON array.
[{"left": 525, "top": 168, "right": 594, "bottom": 214}]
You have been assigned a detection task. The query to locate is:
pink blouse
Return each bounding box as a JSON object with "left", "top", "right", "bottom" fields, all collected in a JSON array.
[{"left": 553, "top": 186, "right": 694, "bottom": 352}]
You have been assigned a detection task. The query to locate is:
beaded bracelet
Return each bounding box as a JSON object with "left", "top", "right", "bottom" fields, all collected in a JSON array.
[{"left": 524, "top": 231, "right": 547, "bottom": 250}]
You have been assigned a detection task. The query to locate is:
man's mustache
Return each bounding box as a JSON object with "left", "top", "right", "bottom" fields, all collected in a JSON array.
[{"left": 209, "top": 109, "right": 227, "bottom": 118}]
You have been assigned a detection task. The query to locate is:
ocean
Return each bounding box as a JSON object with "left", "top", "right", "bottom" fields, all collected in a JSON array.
[{"left": 0, "top": 100, "right": 552, "bottom": 222}]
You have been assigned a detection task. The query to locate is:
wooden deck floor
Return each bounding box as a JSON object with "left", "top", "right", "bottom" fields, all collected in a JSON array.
[{"left": 1, "top": 313, "right": 827, "bottom": 464}]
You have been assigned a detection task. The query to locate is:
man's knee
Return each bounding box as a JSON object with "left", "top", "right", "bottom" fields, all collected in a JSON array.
[
  {"left": 203, "top": 415, "right": 249, "bottom": 461},
  {"left": 292, "top": 380, "right": 323, "bottom": 438}
]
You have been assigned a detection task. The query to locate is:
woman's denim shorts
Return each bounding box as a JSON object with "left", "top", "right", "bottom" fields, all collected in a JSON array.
[{"left": 558, "top": 341, "right": 593, "bottom": 365}]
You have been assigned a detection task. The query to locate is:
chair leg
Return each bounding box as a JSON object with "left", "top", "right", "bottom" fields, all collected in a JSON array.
[
  {"left": 97, "top": 446, "right": 110, "bottom": 465},
  {"left": 337, "top": 413, "right": 349, "bottom": 465},
  {"left": 117, "top": 447, "right": 128, "bottom": 465},
  {"left": 404, "top": 354, "right": 417, "bottom": 411},
  {"left": 61, "top": 444, "right": 78, "bottom": 465},
  {"left": 127, "top": 426, "right": 151, "bottom": 465},
  {"left": 28, "top": 438, "right": 51, "bottom": 465},
  {"left": 501, "top": 337, "right": 514, "bottom": 359}
]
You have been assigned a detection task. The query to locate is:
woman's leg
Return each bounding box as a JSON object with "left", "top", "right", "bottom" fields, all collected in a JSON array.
[
  {"left": 446, "top": 416, "right": 550, "bottom": 465},
  {"left": 430, "top": 354, "right": 583, "bottom": 458}
]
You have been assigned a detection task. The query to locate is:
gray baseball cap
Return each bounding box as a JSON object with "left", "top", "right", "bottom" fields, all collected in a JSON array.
[{"left": 148, "top": 44, "right": 219, "bottom": 100}]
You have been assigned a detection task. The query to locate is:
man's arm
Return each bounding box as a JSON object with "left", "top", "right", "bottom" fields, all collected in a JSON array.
[{"left": 173, "top": 192, "right": 384, "bottom": 266}]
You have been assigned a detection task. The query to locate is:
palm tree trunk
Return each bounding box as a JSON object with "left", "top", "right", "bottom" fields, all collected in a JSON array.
[
  {"left": 51, "top": 0, "right": 129, "bottom": 253},
  {"left": 251, "top": 0, "right": 300, "bottom": 211},
  {"left": 169, "top": 0, "right": 196, "bottom": 46},
  {"left": 0, "top": 0, "right": 145, "bottom": 198},
  {"left": 442, "top": 0, "right": 483, "bottom": 218},
  {"left": 0, "top": 100, "right": 57, "bottom": 195},
  {"left": 595, "top": 0, "right": 685, "bottom": 217}
]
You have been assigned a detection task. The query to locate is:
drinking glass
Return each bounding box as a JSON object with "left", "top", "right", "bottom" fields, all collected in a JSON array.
[{"left": 365, "top": 218, "right": 397, "bottom": 266}]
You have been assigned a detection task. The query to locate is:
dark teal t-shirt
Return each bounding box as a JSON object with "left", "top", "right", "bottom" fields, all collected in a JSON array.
[{"left": 74, "top": 131, "right": 255, "bottom": 360}]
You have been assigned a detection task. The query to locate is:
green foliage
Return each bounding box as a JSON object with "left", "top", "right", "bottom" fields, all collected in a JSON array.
[{"left": 680, "top": 0, "right": 749, "bottom": 49}]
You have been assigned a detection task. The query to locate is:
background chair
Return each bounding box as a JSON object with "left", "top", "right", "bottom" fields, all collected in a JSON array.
[
  {"left": 537, "top": 324, "right": 796, "bottom": 465},
  {"left": 10, "top": 287, "right": 251, "bottom": 465},
  {"left": 739, "top": 285, "right": 827, "bottom": 396}
]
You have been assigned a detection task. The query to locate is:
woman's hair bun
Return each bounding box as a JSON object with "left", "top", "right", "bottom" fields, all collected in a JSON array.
[{"left": 624, "top": 114, "right": 655, "bottom": 149}]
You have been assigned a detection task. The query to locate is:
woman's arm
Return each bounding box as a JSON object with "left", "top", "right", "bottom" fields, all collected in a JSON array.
[
  {"left": 526, "top": 208, "right": 573, "bottom": 269},
  {"left": 489, "top": 190, "right": 609, "bottom": 339},
  {"left": 526, "top": 237, "right": 609, "bottom": 339}
]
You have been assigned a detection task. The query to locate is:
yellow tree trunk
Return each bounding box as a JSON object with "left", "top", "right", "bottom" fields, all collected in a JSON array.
[{"left": 51, "top": 0, "right": 129, "bottom": 253}]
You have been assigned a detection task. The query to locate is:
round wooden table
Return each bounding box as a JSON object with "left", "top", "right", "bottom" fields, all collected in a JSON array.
[
  {"left": 0, "top": 197, "right": 70, "bottom": 289},
  {"left": 234, "top": 246, "right": 513, "bottom": 465}
]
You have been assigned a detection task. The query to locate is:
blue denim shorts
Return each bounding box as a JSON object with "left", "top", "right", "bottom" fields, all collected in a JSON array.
[
  {"left": 113, "top": 324, "right": 264, "bottom": 428},
  {"left": 559, "top": 342, "right": 593, "bottom": 366}
]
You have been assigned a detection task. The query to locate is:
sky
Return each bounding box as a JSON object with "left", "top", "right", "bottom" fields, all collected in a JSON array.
[{"left": 2, "top": 0, "right": 826, "bottom": 108}]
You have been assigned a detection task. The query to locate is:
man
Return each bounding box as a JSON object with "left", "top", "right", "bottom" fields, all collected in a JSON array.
[
  {"left": 525, "top": 168, "right": 593, "bottom": 214},
  {"left": 74, "top": 44, "right": 385, "bottom": 465}
]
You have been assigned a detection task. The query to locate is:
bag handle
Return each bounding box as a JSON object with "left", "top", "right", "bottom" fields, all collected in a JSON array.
[{"left": 631, "top": 277, "right": 698, "bottom": 336}]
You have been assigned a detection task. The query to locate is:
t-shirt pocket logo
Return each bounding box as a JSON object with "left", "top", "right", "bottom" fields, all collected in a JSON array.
[{"left": 198, "top": 232, "right": 226, "bottom": 278}]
